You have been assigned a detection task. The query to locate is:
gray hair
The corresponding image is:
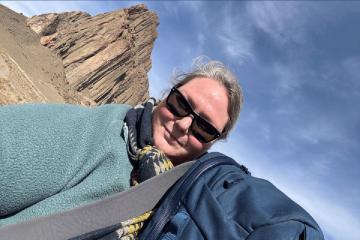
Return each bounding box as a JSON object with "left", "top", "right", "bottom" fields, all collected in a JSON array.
[{"left": 172, "top": 57, "right": 244, "bottom": 139}]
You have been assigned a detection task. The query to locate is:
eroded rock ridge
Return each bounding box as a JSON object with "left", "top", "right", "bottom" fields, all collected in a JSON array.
[{"left": 0, "top": 4, "right": 157, "bottom": 106}]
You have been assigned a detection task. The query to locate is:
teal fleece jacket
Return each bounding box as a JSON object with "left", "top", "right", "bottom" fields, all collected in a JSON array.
[{"left": 0, "top": 103, "right": 132, "bottom": 226}]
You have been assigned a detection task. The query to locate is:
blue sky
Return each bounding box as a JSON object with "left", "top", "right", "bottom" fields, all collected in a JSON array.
[{"left": 1, "top": 1, "right": 359, "bottom": 239}]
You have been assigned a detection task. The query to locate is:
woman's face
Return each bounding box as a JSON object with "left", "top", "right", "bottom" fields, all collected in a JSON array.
[{"left": 152, "top": 77, "right": 229, "bottom": 165}]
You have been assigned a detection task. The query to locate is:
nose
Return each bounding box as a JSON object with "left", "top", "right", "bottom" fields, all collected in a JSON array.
[{"left": 175, "top": 115, "right": 193, "bottom": 133}]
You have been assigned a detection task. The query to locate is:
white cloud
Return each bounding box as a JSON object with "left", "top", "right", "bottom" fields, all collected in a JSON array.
[
  {"left": 159, "top": 2, "right": 180, "bottom": 20},
  {"left": 239, "top": 109, "right": 259, "bottom": 126},
  {"left": 297, "top": 120, "right": 349, "bottom": 146},
  {"left": 343, "top": 57, "right": 360, "bottom": 80},
  {"left": 247, "top": 1, "right": 309, "bottom": 44},
  {"left": 275, "top": 104, "right": 297, "bottom": 116},
  {"left": 219, "top": 33, "right": 252, "bottom": 62},
  {"left": 319, "top": 57, "right": 360, "bottom": 98},
  {"left": 168, "top": 2, "right": 207, "bottom": 59},
  {"left": 341, "top": 57, "right": 360, "bottom": 96},
  {"left": 272, "top": 62, "right": 302, "bottom": 94},
  {"left": 217, "top": 3, "right": 254, "bottom": 64},
  {"left": 157, "top": 1, "right": 205, "bottom": 26},
  {"left": 181, "top": 1, "right": 207, "bottom": 29},
  {"left": 196, "top": 32, "right": 205, "bottom": 54},
  {"left": 181, "top": 1, "right": 204, "bottom": 13}
]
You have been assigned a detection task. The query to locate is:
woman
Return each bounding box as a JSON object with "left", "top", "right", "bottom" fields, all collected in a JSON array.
[
  {"left": 0, "top": 59, "right": 243, "bottom": 227},
  {"left": 152, "top": 65, "right": 242, "bottom": 166}
]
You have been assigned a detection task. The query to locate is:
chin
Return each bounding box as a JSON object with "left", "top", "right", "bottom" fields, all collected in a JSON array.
[
  {"left": 167, "top": 149, "right": 197, "bottom": 165},
  {"left": 153, "top": 130, "right": 200, "bottom": 165},
  {"left": 157, "top": 142, "right": 186, "bottom": 165}
]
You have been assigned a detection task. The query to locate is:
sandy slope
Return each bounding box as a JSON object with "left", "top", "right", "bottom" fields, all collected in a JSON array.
[{"left": 0, "top": 4, "right": 67, "bottom": 105}]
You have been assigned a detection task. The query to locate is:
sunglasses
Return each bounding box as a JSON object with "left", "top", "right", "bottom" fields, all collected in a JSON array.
[{"left": 166, "top": 87, "right": 222, "bottom": 143}]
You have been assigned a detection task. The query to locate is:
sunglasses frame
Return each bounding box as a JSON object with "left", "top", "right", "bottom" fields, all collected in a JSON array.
[{"left": 166, "top": 87, "right": 221, "bottom": 143}]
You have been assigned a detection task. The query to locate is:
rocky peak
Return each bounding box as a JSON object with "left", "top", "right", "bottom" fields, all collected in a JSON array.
[
  {"left": 0, "top": 4, "right": 158, "bottom": 106},
  {"left": 27, "top": 4, "right": 158, "bottom": 106}
]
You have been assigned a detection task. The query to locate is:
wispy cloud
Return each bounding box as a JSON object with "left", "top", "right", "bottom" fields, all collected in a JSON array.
[
  {"left": 217, "top": 3, "right": 254, "bottom": 64},
  {"left": 343, "top": 57, "right": 360, "bottom": 82},
  {"left": 343, "top": 57, "right": 360, "bottom": 97},
  {"left": 297, "top": 121, "right": 345, "bottom": 145},
  {"left": 274, "top": 104, "right": 297, "bottom": 116},
  {"left": 158, "top": 2, "right": 180, "bottom": 20},
  {"left": 181, "top": 1, "right": 204, "bottom": 13},
  {"left": 321, "top": 57, "right": 360, "bottom": 97},
  {"left": 156, "top": 1, "right": 205, "bottom": 27},
  {"left": 183, "top": 1, "right": 208, "bottom": 32},
  {"left": 272, "top": 62, "right": 303, "bottom": 95},
  {"left": 177, "top": 2, "right": 207, "bottom": 58},
  {"left": 247, "top": 2, "right": 309, "bottom": 45},
  {"left": 195, "top": 32, "right": 205, "bottom": 54}
]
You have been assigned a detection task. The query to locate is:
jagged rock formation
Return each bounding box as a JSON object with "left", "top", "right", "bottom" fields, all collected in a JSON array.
[
  {"left": 0, "top": 4, "right": 157, "bottom": 106},
  {"left": 27, "top": 4, "right": 157, "bottom": 106}
]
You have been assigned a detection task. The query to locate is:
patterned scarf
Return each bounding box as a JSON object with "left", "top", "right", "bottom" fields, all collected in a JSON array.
[{"left": 98, "top": 99, "right": 174, "bottom": 240}]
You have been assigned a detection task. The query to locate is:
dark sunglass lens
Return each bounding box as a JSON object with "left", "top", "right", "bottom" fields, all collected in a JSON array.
[
  {"left": 167, "top": 88, "right": 220, "bottom": 143},
  {"left": 167, "top": 89, "right": 191, "bottom": 117},
  {"left": 174, "top": 91, "right": 192, "bottom": 116},
  {"left": 191, "top": 118, "right": 218, "bottom": 143},
  {"left": 191, "top": 130, "right": 208, "bottom": 143},
  {"left": 167, "top": 92, "right": 181, "bottom": 117}
]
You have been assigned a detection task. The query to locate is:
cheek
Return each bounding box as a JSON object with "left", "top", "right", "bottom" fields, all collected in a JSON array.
[
  {"left": 156, "top": 106, "right": 173, "bottom": 125},
  {"left": 187, "top": 135, "right": 209, "bottom": 154},
  {"left": 152, "top": 105, "right": 174, "bottom": 141}
]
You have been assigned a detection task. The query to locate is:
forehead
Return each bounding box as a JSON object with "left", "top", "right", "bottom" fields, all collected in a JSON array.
[{"left": 178, "top": 77, "right": 229, "bottom": 131}]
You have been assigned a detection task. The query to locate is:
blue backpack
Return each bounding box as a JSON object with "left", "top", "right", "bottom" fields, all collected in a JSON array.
[
  {"left": 140, "top": 152, "right": 324, "bottom": 240},
  {"left": 0, "top": 152, "right": 324, "bottom": 240}
]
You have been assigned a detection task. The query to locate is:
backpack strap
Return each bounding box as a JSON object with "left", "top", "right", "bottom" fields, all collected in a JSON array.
[{"left": 0, "top": 161, "right": 195, "bottom": 240}]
